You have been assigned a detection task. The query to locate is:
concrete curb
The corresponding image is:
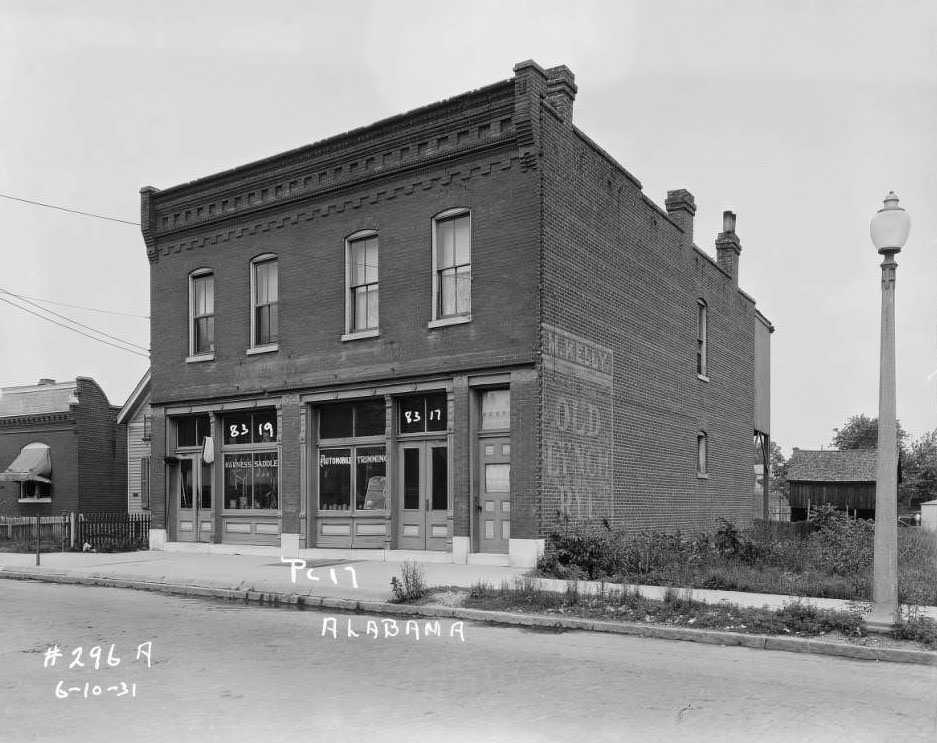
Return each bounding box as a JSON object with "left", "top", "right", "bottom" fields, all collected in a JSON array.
[{"left": 3, "top": 568, "right": 934, "bottom": 666}]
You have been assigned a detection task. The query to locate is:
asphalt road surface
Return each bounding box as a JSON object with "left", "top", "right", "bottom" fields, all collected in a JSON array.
[{"left": 1, "top": 580, "right": 935, "bottom": 743}]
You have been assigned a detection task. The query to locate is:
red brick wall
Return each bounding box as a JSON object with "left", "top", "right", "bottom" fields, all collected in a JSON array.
[
  {"left": 75, "top": 379, "right": 127, "bottom": 513},
  {"left": 0, "top": 422, "right": 79, "bottom": 516},
  {"left": 148, "top": 152, "right": 540, "bottom": 406},
  {"left": 539, "top": 108, "right": 758, "bottom": 536}
]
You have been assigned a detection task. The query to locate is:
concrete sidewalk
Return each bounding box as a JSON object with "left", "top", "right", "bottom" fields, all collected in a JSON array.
[{"left": 1, "top": 548, "right": 934, "bottom": 665}]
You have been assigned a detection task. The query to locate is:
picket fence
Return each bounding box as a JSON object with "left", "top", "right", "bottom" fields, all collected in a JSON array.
[{"left": 0, "top": 512, "right": 151, "bottom": 552}]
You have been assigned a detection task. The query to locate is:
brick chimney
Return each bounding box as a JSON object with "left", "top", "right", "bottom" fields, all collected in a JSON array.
[
  {"left": 665, "top": 189, "right": 697, "bottom": 244},
  {"left": 544, "top": 65, "right": 577, "bottom": 124},
  {"left": 715, "top": 210, "right": 742, "bottom": 285}
]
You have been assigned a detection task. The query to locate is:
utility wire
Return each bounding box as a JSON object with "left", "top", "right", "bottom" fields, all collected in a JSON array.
[
  {"left": 0, "top": 288, "right": 149, "bottom": 352},
  {"left": 0, "top": 192, "right": 140, "bottom": 226},
  {"left": 0, "top": 295, "right": 149, "bottom": 358},
  {"left": 1, "top": 290, "right": 150, "bottom": 319}
]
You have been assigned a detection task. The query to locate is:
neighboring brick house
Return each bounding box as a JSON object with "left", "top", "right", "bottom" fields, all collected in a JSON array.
[
  {"left": 787, "top": 449, "right": 878, "bottom": 520},
  {"left": 0, "top": 378, "right": 127, "bottom": 516},
  {"left": 116, "top": 371, "right": 151, "bottom": 514},
  {"left": 140, "top": 60, "right": 772, "bottom": 565}
]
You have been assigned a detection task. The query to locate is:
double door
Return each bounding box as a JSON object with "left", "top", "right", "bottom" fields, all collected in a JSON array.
[
  {"left": 397, "top": 441, "right": 449, "bottom": 551},
  {"left": 176, "top": 456, "right": 213, "bottom": 542}
]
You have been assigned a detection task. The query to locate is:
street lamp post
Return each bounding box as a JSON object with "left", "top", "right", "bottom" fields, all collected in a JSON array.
[{"left": 865, "top": 191, "right": 911, "bottom": 633}]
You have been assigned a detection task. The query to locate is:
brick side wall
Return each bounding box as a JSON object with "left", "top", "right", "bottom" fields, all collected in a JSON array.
[
  {"left": 75, "top": 379, "right": 127, "bottom": 513},
  {"left": 539, "top": 109, "right": 757, "bottom": 536},
  {"left": 0, "top": 423, "right": 79, "bottom": 516}
]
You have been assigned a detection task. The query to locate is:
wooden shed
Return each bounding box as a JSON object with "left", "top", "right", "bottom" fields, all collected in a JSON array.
[{"left": 787, "top": 449, "right": 877, "bottom": 521}]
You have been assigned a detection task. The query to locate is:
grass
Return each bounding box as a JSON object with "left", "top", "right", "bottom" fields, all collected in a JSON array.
[
  {"left": 537, "top": 512, "right": 937, "bottom": 606},
  {"left": 390, "top": 561, "right": 427, "bottom": 603},
  {"left": 462, "top": 577, "right": 876, "bottom": 642}
]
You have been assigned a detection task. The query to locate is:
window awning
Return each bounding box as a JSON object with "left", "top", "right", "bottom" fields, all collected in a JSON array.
[{"left": 0, "top": 443, "right": 52, "bottom": 483}]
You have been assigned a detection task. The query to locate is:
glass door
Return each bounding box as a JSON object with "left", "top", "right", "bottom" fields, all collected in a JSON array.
[
  {"left": 177, "top": 456, "right": 213, "bottom": 542},
  {"left": 396, "top": 441, "right": 449, "bottom": 551}
]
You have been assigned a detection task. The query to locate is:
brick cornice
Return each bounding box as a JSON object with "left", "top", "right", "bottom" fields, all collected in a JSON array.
[
  {"left": 150, "top": 152, "right": 522, "bottom": 261},
  {"left": 0, "top": 412, "right": 75, "bottom": 428}
]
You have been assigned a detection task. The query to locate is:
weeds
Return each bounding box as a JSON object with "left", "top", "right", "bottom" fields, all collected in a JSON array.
[
  {"left": 389, "top": 561, "right": 426, "bottom": 603},
  {"left": 894, "top": 606, "right": 937, "bottom": 649},
  {"left": 537, "top": 512, "right": 937, "bottom": 605}
]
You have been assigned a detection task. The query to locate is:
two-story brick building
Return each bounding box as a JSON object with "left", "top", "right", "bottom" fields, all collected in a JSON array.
[{"left": 140, "top": 60, "right": 771, "bottom": 566}]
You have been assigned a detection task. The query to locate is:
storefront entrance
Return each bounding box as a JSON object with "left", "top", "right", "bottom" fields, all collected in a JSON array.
[
  {"left": 176, "top": 456, "right": 213, "bottom": 542},
  {"left": 397, "top": 441, "right": 449, "bottom": 551},
  {"left": 478, "top": 435, "right": 511, "bottom": 553}
]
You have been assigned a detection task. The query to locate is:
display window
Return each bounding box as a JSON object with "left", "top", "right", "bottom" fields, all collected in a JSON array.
[
  {"left": 316, "top": 399, "right": 387, "bottom": 512},
  {"left": 222, "top": 408, "right": 278, "bottom": 511},
  {"left": 318, "top": 446, "right": 386, "bottom": 511},
  {"left": 224, "top": 452, "right": 279, "bottom": 510}
]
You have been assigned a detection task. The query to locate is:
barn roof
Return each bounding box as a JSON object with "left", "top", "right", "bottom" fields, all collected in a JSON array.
[{"left": 788, "top": 449, "right": 877, "bottom": 482}]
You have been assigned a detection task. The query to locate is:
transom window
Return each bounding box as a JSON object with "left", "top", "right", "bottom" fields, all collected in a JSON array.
[
  {"left": 346, "top": 232, "right": 379, "bottom": 333},
  {"left": 175, "top": 414, "right": 211, "bottom": 448},
  {"left": 433, "top": 210, "right": 471, "bottom": 319},
  {"left": 252, "top": 256, "right": 279, "bottom": 347},
  {"left": 189, "top": 270, "right": 214, "bottom": 357},
  {"left": 398, "top": 393, "right": 448, "bottom": 434}
]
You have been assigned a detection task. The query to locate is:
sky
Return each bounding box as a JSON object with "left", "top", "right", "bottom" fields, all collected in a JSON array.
[{"left": 1, "top": 0, "right": 935, "bottom": 455}]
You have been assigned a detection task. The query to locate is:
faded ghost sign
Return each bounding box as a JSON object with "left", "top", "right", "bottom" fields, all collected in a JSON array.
[{"left": 542, "top": 324, "right": 614, "bottom": 520}]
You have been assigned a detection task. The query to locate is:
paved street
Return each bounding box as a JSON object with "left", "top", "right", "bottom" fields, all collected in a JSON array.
[{"left": 2, "top": 581, "right": 935, "bottom": 743}]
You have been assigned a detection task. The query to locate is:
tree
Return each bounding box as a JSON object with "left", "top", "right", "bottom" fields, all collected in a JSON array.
[
  {"left": 902, "top": 430, "right": 937, "bottom": 507},
  {"left": 831, "top": 413, "right": 909, "bottom": 452},
  {"left": 768, "top": 441, "right": 789, "bottom": 497}
]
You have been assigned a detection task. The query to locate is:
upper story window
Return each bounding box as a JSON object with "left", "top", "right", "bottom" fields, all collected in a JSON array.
[
  {"left": 697, "top": 300, "right": 708, "bottom": 378},
  {"left": 189, "top": 270, "right": 214, "bottom": 359},
  {"left": 251, "top": 256, "right": 279, "bottom": 349},
  {"left": 697, "top": 431, "right": 709, "bottom": 477},
  {"left": 345, "top": 231, "right": 379, "bottom": 336},
  {"left": 432, "top": 209, "right": 471, "bottom": 323}
]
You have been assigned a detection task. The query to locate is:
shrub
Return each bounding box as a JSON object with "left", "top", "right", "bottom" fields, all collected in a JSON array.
[
  {"left": 537, "top": 519, "right": 625, "bottom": 580},
  {"left": 894, "top": 607, "right": 937, "bottom": 649},
  {"left": 390, "top": 561, "right": 426, "bottom": 603}
]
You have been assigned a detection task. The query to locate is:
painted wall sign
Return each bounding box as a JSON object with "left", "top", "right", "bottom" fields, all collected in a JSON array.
[{"left": 542, "top": 324, "right": 615, "bottom": 520}]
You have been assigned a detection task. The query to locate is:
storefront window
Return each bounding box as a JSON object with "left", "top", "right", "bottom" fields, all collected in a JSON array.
[
  {"left": 398, "top": 393, "right": 447, "bottom": 434},
  {"left": 224, "top": 452, "right": 279, "bottom": 510},
  {"left": 356, "top": 447, "right": 387, "bottom": 509},
  {"left": 319, "top": 448, "right": 351, "bottom": 510},
  {"left": 221, "top": 408, "right": 278, "bottom": 511},
  {"left": 316, "top": 399, "right": 387, "bottom": 513},
  {"left": 319, "top": 446, "right": 387, "bottom": 511}
]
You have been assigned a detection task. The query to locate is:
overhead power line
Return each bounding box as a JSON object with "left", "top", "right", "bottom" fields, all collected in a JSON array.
[
  {"left": 0, "top": 288, "right": 149, "bottom": 352},
  {"left": 0, "top": 294, "right": 149, "bottom": 359},
  {"left": 5, "top": 291, "right": 150, "bottom": 319},
  {"left": 0, "top": 192, "right": 140, "bottom": 226}
]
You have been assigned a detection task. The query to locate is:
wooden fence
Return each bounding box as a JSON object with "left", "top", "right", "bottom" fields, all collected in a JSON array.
[
  {"left": 0, "top": 515, "right": 70, "bottom": 550},
  {"left": 77, "top": 512, "right": 151, "bottom": 550},
  {"left": 749, "top": 518, "right": 812, "bottom": 541},
  {"left": 0, "top": 512, "right": 151, "bottom": 552}
]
